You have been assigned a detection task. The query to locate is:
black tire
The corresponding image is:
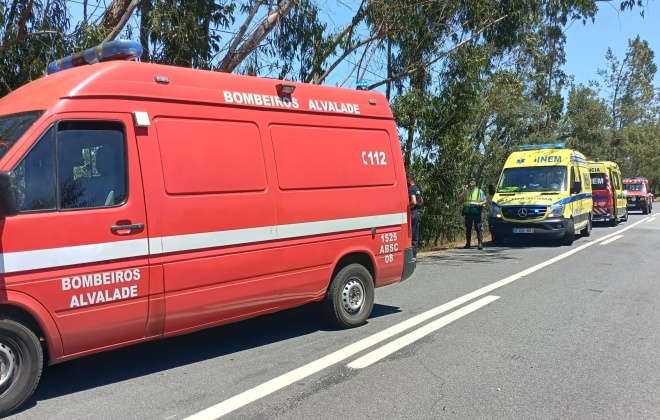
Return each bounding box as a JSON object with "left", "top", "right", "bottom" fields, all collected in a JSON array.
[
  {"left": 642, "top": 205, "right": 649, "bottom": 215},
  {"left": 491, "top": 235, "right": 504, "bottom": 246},
  {"left": 0, "top": 318, "right": 43, "bottom": 417},
  {"left": 324, "top": 264, "right": 374, "bottom": 329},
  {"left": 561, "top": 219, "right": 575, "bottom": 246},
  {"left": 608, "top": 214, "right": 617, "bottom": 227},
  {"left": 581, "top": 215, "right": 592, "bottom": 237}
]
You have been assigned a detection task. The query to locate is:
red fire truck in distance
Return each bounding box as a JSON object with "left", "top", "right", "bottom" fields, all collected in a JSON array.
[{"left": 623, "top": 177, "right": 653, "bottom": 214}]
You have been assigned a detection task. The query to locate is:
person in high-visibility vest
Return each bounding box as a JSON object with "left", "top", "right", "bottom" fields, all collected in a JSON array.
[{"left": 458, "top": 177, "right": 488, "bottom": 250}]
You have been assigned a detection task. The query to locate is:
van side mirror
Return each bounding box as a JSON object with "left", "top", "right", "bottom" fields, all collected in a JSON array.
[
  {"left": 488, "top": 184, "right": 495, "bottom": 195},
  {"left": 572, "top": 181, "right": 582, "bottom": 195},
  {"left": 0, "top": 171, "right": 20, "bottom": 216}
]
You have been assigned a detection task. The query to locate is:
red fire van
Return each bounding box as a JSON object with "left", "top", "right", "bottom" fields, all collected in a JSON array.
[
  {"left": 0, "top": 40, "right": 414, "bottom": 415},
  {"left": 623, "top": 177, "right": 653, "bottom": 214}
]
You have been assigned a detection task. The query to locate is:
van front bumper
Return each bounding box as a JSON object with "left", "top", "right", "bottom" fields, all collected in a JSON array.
[
  {"left": 401, "top": 247, "right": 415, "bottom": 281},
  {"left": 489, "top": 218, "right": 569, "bottom": 239}
]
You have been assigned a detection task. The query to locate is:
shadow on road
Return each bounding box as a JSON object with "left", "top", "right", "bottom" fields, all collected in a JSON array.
[{"left": 23, "top": 301, "right": 401, "bottom": 410}]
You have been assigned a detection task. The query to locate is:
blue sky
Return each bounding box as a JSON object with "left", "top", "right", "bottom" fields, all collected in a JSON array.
[
  {"left": 563, "top": 1, "right": 659, "bottom": 90},
  {"left": 68, "top": 0, "right": 659, "bottom": 97}
]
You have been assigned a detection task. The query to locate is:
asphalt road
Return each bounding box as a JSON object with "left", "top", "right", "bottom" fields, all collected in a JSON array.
[{"left": 8, "top": 212, "right": 660, "bottom": 420}]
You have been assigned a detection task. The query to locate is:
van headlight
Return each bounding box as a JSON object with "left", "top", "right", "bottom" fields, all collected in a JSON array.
[
  {"left": 548, "top": 203, "right": 565, "bottom": 218},
  {"left": 490, "top": 203, "right": 501, "bottom": 218}
]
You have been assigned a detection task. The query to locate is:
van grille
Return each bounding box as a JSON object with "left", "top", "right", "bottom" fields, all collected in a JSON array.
[{"left": 502, "top": 206, "right": 547, "bottom": 220}]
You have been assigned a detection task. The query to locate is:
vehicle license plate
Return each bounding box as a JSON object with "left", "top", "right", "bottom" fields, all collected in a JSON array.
[{"left": 513, "top": 228, "right": 534, "bottom": 234}]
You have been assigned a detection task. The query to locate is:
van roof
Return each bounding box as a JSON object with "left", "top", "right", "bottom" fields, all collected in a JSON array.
[
  {"left": 505, "top": 147, "right": 587, "bottom": 167},
  {"left": 0, "top": 60, "right": 393, "bottom": 119}
]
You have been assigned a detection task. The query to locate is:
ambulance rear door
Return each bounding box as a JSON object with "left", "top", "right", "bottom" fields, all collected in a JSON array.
[{"left": 2, "top": 113, "right": 150, "bottom": 356}]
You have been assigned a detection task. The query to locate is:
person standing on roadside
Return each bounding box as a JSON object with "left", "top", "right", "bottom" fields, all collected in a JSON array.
[
  {"left": 407, "top": 172, "right": 423, "bottom": 261},
  {"left": 458, "top": 177, "right": 487, "bottom": 250}
]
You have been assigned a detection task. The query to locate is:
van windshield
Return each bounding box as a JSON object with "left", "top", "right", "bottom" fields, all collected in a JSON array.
[
  {"left": 624, "top": 183, "right": 645, "bottom": 192},
  {"left": 0, "top": 111, "right": 44, "bottom": 160},
  {"left": 590, "top": 174, "right": 608, "bottom": 191},
  {"left": 498, "top": 167, "right": 567, "bottom": 193}
]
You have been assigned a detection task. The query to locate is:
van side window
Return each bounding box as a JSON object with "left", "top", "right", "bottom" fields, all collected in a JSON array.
[
  {"left": 16, "top": 127, "right": 57, "bottom": 211},
  {"left": 58, "top": 121, "right": 127, "bottom": 209},
  {"left": 16, "top": 120, "right": 127, "bottom": 212},
  {"left": 613, "top": 172, "right": 621, "bottom": 190}
]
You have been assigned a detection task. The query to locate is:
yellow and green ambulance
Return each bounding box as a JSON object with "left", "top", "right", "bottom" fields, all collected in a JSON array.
[{"left": 488, "top": 143, "right": 593, "bottom": 246}]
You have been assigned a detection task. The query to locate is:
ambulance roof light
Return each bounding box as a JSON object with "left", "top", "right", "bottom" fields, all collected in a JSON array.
[
  {"left": 47, "top": 39, "right": 143, "bottom": 75},
  {"left": 356, "top": 80, "right": 368, "bottom": 90},
  {"left": 518, "top": 142, "right": 565, "bottom": 150}
]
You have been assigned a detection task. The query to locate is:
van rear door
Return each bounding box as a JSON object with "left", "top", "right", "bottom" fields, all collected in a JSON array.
[{"left": 3, "top": 113, "right": 150, "bottom": 356}]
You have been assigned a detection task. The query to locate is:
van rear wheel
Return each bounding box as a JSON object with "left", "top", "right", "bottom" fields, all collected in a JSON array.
[
  {"left": 0, "top": 318, "right": 43, "bottom": 417},
  {"left": 325, "top": 264, "right": 374, "bottom": 329}
]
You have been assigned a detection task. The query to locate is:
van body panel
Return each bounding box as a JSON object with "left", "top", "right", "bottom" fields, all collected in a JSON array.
[
  {"left": 0, "top": 60, "right": 413, "bottom": 369},
  {"left": 0, "top": 112, "right": 151, "bottom": 356}
]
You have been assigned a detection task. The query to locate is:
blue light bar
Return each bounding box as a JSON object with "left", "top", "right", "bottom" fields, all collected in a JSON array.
[
  {"left": 47, "top": 39, "right": 143, "bottom": 75},
  {"left": 356, "top": 80, "right": 368, "bottom": 90},
  {"left": 518, "top": 142, "right": 565, "bottom": 150}
]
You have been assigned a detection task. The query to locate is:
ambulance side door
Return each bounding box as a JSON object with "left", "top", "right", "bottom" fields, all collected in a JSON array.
[{"left": 3, "top": 114, "right": 150, "bottom": 356}]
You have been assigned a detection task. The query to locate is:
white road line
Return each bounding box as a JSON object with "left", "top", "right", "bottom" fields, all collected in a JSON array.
[
  {"left": 600, "top": 234, "right": 624, "bottom": 245},
  {"left": 348, "top": 295, "right": 500, "bottom": 369},
  {"left": 183, "top": 216, "right": 650, "bottom": 420},
  {"left": 647, "top": 217, "right": 656, "bottom": 222}
]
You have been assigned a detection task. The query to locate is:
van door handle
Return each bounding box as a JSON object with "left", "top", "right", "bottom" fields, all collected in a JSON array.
[{"left": 110, "top": 223, "right": 144, "bottom": 232}]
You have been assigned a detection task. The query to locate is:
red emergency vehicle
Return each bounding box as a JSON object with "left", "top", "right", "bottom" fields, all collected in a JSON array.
[
  {"left": 623, "top": 177, "right": 653, "bottom": 214},
  {"left": 0, "top": 40, "right": 415, "bottom": 415}
]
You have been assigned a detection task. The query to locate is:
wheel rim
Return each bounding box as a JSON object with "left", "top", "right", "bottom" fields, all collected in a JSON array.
[
  {"left": 0, "top": 342, "right": 16, "bottom": 388},
  {"left": 342, "top": 277, "right": 365, "bottom": 314}
]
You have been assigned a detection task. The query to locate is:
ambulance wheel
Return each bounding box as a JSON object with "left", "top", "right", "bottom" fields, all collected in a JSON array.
[
  {"left": 581, "top": 215, "right": 592, "bottom": 237},
  {"left": 325, "top": 264, "right": 374, "bottom": 329},
  {"left": 642, "top": 205, "right": 648, "bottom": 215},
  {"left": 561, "top": 219, "right": 575, "bottom": 246},
  {"left": 0, "top": 318, "right": 43, "bottom": 416},
  {"left": 608, "top": 215, "right": 617, "bottom": 227}
]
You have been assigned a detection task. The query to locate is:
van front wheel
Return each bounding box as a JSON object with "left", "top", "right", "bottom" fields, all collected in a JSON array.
[
  {"left": 325, "top": 264, "right": 374, "bottom": 329},
  {"left": 0, "top": 318, "right": 43, "bottom": 417},
  {"left": 561, "top": 219, "right": 575, "bottom": 246}
]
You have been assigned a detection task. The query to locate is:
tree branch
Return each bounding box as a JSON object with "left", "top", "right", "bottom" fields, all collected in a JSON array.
[
  {"left": 0, "top": 30, "right": 61, "bottom": 55},
  {"left": 217, "top": 0, "right": 296, "bottom": 73},
  {"left": 369, "top": 15, "right": 508, "bottom": 90},
  {"left": 102, "top": 0, "right": 139, "bottom": 44}
]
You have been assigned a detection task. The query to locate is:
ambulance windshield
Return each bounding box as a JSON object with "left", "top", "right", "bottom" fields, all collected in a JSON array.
[
  {"left": 0, "top": 111, "right": 43, "bottom": 160},
  {"left": 498, "top": 167, "right": 567, "bottom": 193}
]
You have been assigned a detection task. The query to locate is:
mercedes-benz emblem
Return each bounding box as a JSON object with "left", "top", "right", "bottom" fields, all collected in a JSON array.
[{"left": 518, "top": 208, "right": 528, "bottom": 217}]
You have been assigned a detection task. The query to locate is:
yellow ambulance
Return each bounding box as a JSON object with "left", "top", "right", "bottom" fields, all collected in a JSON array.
[
  {"left": 587, "top": 160, "right": 627, "bottom": 226},
  {"left": 488, "top": 143, "right": 593, "bottom": 246}
]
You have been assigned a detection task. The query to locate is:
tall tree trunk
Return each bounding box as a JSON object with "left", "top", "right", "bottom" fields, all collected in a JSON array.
[{"left": 139, "top": 0, "right": 151, "bottom": 62}]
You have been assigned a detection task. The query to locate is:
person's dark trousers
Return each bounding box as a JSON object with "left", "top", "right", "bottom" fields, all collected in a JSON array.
[
  {"left": 411, "top": 209, "right": 420, "bottom": 259},
  {"left": 464, "top": 212, "right": 483, "bottom": 247}
]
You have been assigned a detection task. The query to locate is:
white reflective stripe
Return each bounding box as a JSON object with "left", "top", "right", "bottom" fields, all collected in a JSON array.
[
  {"left": 0, "top": 212, "right": 407, "bottom": 273},
  {"left": 159, "top": 226, "right": 278, "bottom": 254},
  {"left": 0, "top": 238, "right": 149, "bottom": 274},
  {"left": 276, "top": 213, "right": 406, "bottom": 241}
]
